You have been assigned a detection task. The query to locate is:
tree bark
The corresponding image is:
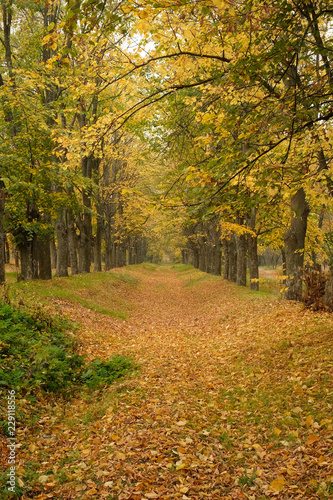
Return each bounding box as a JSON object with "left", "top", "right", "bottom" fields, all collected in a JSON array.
[
  {"left": 222, "top": 238, "right": 229, "bottom": 280},
  {"left": 5, "top": 235, "right": 10, "bottom": 264},
  {"left": 67, "top": 209, "right": 79, "bottom": 275},
  {"left": 94, "top": 213, "right": 103, "bottom": 272},
  {"left": 0, "top": 180, "right": 5, "bottom": 284},
  {"left": 211, "top": 243, "right": 222, "bottom": 275},
  {"left": 77, "top": 211, "right": 92, "bottom": 273},
  {"left": 104, "top": 220, "right": 112, "bottom": 270},
  {"left": 247, "top": 209, "right": 259, "bottom": 291},
  {"left": 19, "top": 241, "right": 33, "bottom": 281},
  {"left": 248, "top": 234, "right": 259, "bottom": 291},
  {"left": 284, "top": 188, "right": 310, "bottom": 301},
  {"left": 55, "top": 211, "right": 68, "bottom": 277},
  {"left": 228, "top": 234, "right": 237, "bottom": 282},
  {"left": 38, "top": 234, "right": 52, "bottom": 280},
  {"left": 281, "top": 248, "right": 286, "bottom": 275},
  {"left": 236, "top": 231, "right": 247, "bottom": 286},
  {"left": 50, "top": 237, "right": 57, "bottom": 269},
  {"left": 192, "top": 247, "right": 199, "bottom": 268}
]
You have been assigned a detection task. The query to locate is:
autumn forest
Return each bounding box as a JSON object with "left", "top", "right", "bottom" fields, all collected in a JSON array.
[
  {"left": 0, "top": 1, "right": 333, "bottom": 499},
  {"left": 0, "top": 0, "right": 332, "bottom": 302}
]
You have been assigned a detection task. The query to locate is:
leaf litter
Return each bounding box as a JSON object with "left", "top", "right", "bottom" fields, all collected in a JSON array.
[{"left": 1, "top": 266, "right": 332, "bottom": 499}]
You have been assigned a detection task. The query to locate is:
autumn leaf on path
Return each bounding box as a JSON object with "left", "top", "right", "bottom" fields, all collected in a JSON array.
[{"left": 270, "top": 475, "right": 286, "bottom": 493}]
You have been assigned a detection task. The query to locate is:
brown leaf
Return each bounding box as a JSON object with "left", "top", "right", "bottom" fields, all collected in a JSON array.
[{"left": 306, "top": 434, "right": 320, "bottom": 445}]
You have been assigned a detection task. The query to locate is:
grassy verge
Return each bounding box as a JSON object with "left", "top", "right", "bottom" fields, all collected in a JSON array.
[{"left": 7, "top": 270, "right": 139, "bottom": 320}]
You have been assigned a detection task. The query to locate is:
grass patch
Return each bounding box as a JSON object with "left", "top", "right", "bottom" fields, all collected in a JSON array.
[
  {"left": 184, "top": 274, "right": 221, "bottom": 287},
  {"left": 10, "top": 270, "right": 138, "bottom": 319},
  {"left": 234, "top": 279, "right": 279, "bottom": 299},
  {"left": 127, "top": 262, "right": 158, "bottom": 272},
  {"left": 170, "top": 264, "right": 194, "bottom": 272}
]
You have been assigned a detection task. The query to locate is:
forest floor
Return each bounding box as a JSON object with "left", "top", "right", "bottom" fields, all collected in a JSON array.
[{"left": 1, "top": 264, "right": 333, "bottom": 500}]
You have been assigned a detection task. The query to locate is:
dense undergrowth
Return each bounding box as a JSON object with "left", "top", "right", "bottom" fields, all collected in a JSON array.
[{"left": 0, "top": 299, "right": 135, "bottom": 397}]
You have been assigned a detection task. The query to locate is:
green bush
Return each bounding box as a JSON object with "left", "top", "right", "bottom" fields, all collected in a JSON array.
[
  {"left": 0, "top": 301, "right": 135, "bottom": 395},
  {"left": 0, "top": 301, "right": 82, "bottom": 393},
  {"left": 81, "top": 355, "right": 135, "bottom": 388}
]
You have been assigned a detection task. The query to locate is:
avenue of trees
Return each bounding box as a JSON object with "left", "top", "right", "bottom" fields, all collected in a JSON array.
[{"left": 0, "top": 0, "right": 333, "bottom": 306}]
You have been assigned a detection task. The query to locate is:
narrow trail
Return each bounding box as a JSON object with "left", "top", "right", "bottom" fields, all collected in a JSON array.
[
  {"left": 27, "top": 266, "right": 332, "bottom": 500},
  {"left": 67, "top": 267, "right": 280, "bottom": 391}
]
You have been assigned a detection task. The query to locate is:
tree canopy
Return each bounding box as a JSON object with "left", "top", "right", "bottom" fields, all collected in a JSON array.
[{"left": 0, "top": 0, "right": 333, "bottom": 306}]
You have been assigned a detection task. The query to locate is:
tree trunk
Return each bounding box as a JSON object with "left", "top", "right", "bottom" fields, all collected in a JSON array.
[
  {"left": 236, "top": 231, "right": 247, "bottom": 286},
  {"left": 14, "top": 246, "right": 19, "bottom": 268},
  {"left": 228, "top": 235, "right": 237, "bottom": 282},
  {"left": 211, "top": 243, "right": 222, "bottom": 275},
  {"left": 248, "top": 234, "right": 259, "bottom": 291},
  {"left": 284, "top": 188, "right": 310, "bottom": 301},
  {"left": 77, "top": 211, "right": 92, "bottom": 273},
  {"left": 128, "top": 237, "right": 135, "bottom": 265},
  {"left": 0, "top": 181, "right": 5, "bottom": 284},
  {"left": 247, "top": 209, "right": 259, "bottom": 291},
  {"left": 67, "top": 209, "right": 79, "bottom": 275},
  {"left": 222, "top": 238, "right": 229, "bottom": 280},
  {"left": 19, "top": 241, "right": 33, "bottom": 281},
  {"left": 50, "top": 237, "right": 57, "bottom": 269},
  {"left": 38, "top": 235, "right": 52, "bottom": 280},
  {"left": 281, "top": 248, "right": 286, "bottom": 275},
  {"left": 192, "top": 248, "right": 199, "bottom": 268},
  {"left": 55, "top": 212, "right": 68, "bottom": 277},
  {"left": 104, "top": 221, "right": 112, "bottom": 270},
  {"left": 5, "top": 235, "right": 10, "bottom": 264},
  {"left": 94, "top": 214, "right": 103, "bottom": 272}
]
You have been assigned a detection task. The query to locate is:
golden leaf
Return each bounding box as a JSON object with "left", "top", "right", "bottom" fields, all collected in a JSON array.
[
  {"left": 121, "top": 6, "right": 131, "bottom": 14},
  {"left": 139, "top": 10, "right": 149, "bottom": 19},
  {"left": 253, "top": 443, "right": 263, "bottom": 451},
  {"left": 305, "top": 415, "right": 314, "bottom": 428},
  {"left": 270, "top": 476, "right": 285, "bottom": 493},
  {"left": 111, "top": 434, "right": 121, "bottom": 441},
  {"left": 212, "top": 0, "right": 225, "bottom": 9}
]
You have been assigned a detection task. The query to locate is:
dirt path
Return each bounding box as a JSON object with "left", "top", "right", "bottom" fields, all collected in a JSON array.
[
  {"left": 66, "top": 267, "right": 269, "bottom": 389},
  {"left": 25, "top": 267, "right": 332, "bottom": 500}
]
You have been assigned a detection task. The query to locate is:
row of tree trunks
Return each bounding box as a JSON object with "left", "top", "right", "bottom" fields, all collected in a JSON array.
[
  {"left": 128, "top": 236, "right": 147, "bottom": 265},
  {"left": 185, "top": 219, "right": 222, "bottom": 276},
  {"left": 50, "top": 215, "right": 147, "bottom": 276},
  {"left": 184, "top": 215, "right": 259, "bottom": 290}
]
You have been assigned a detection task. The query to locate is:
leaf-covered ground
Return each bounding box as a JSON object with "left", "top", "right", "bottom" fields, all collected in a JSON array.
[{"left": 1, "top": 265, "right": 333, "bottom": 499}]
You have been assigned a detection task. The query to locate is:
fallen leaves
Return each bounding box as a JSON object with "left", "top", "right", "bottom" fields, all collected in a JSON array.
[
  {"left": 5, "top": 266, "right": 333, "bottom": 499},
  {"left": 306, "top": 434, "right": 320, "bottom": 445},
  {"left": 270, "top": 475, "right": 286, "bottom": 493}
]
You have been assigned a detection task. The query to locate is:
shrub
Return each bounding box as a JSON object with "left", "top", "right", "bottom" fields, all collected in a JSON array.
[
  {"left": 302, "top": 269, "right": 328, "bottom": 311},
  {"left": 80, "top": 355, "right": 135, "bottom": 388},
  {"left": 0, "top": 301, "right": 135, "bottom": 395}
]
